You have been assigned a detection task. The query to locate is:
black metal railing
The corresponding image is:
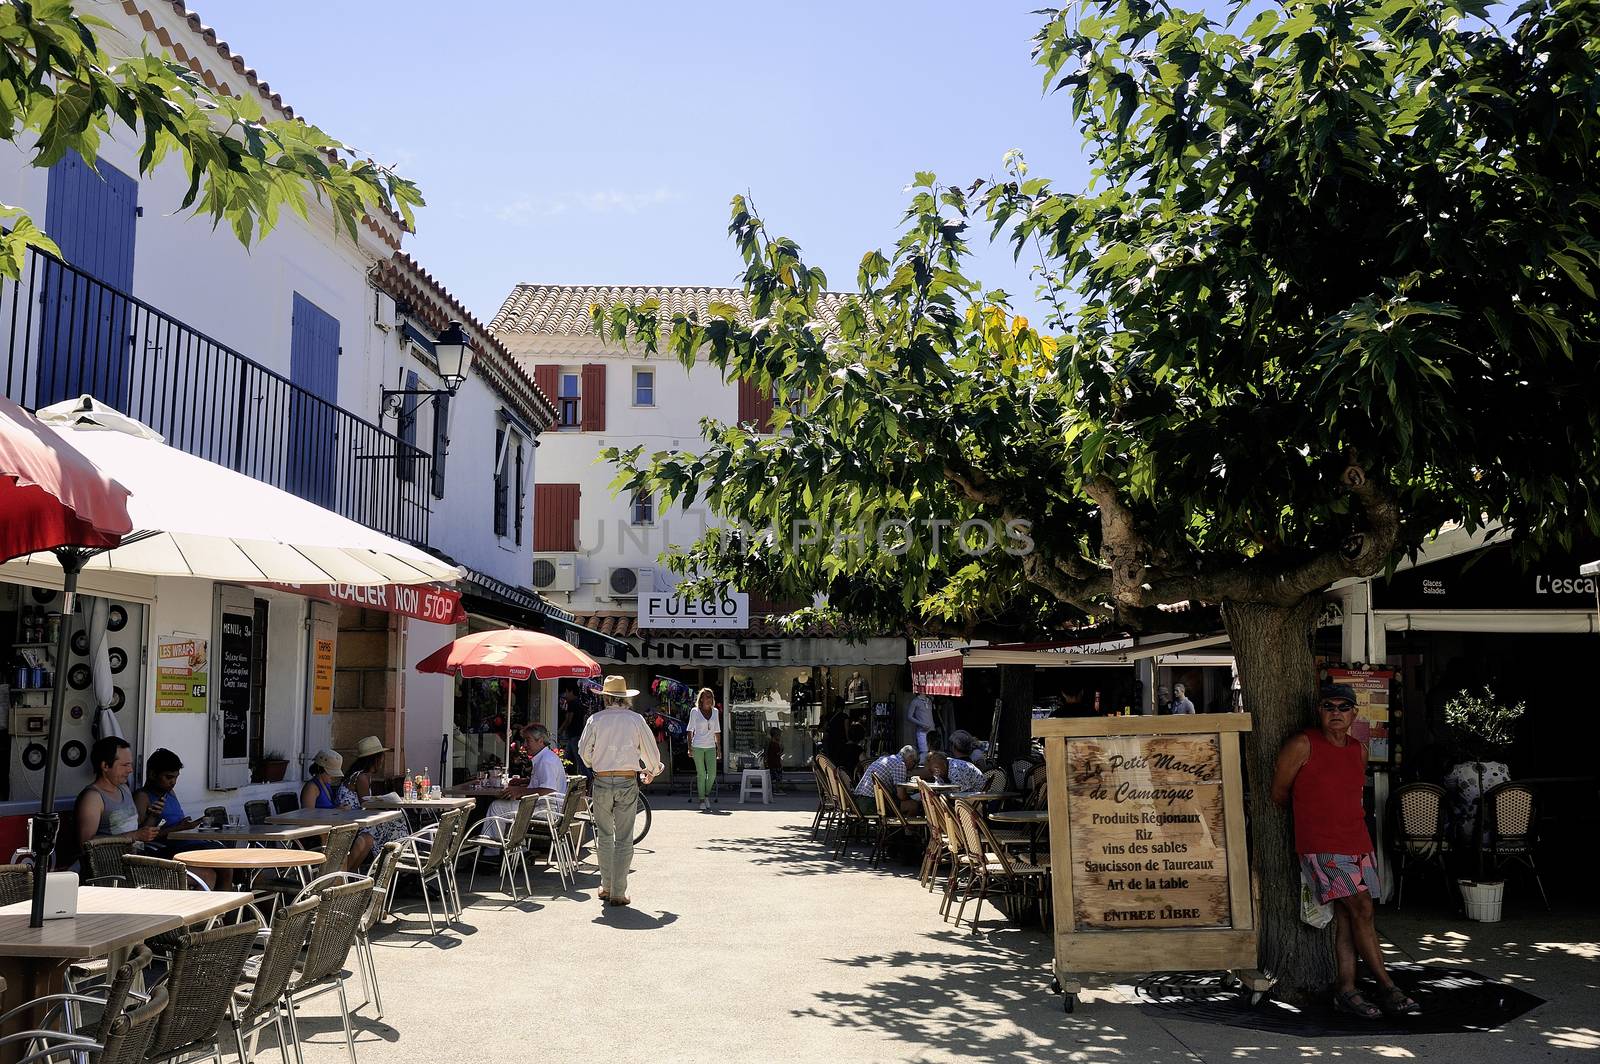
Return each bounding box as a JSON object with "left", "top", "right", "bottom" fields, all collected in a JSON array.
[{"left": 2, "top": 246, "right": 431, "bottom": 543}]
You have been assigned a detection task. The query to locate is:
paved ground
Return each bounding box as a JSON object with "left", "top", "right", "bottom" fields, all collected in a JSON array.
[{"left": 281, "top": 793, "right": 1599, "bottom": 1063}]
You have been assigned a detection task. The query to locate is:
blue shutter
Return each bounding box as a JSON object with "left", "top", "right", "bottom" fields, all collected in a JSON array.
[
  {"left": 37, "top": 151, "right": 138, "bottom": 408},
  {"left": 287, "top": 293, "right": 340, "bottom": 508},
  {"left": 430, "top": 391, "right": 450, "bottom": 499},
  {"left": 396, "top": 369, "right": 419, "bottom": 483}
]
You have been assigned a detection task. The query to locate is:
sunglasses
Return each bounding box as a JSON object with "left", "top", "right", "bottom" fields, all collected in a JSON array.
[{"left": 1318, "top": 700, "right": 1355, "bottom": 713}]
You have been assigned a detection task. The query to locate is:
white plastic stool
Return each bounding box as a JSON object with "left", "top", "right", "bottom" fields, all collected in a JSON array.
[{"left": 739, "top": 768, "right": 772, "bottom": 804}]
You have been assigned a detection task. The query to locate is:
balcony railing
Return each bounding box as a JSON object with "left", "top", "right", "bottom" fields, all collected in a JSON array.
[{"left": 2, "top": 245, "right": 431, "bottom": 543}]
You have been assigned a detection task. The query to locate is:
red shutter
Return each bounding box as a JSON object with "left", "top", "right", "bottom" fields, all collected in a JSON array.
[
  {"left": 581, "top": 364, "right": 606, "bottom": 431},
  {"left": 534, "top": 483, "right": 580, "bottom": 551},
  {"left": 737, "top": 379, "right": 774, "bottom": 432},
  {"left": 533, "top": 365, "right": 559, "bottom": 407}
]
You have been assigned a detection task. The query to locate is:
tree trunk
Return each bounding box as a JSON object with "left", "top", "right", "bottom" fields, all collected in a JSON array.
[
  {"left": 995, "top": 664, "right": 1035, "bottom": 778},
  {"left": 1222, "top": 597, "right": 1335, "bottom": 997}
]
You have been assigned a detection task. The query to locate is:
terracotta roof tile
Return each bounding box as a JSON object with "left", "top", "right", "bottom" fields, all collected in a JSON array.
[{"left": 490, "top": 284, "right": 860, "bottom": 337}]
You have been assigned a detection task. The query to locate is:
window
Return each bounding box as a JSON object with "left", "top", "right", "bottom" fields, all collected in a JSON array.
[
  {"left": 633, "top": 367, "right": 655, "bottom": 406},
  {"left": 558, "top": 373, "right": 581, "bottom": 428},
  {"left": 494, "top": 422, "right": 527, "bottom": 541},
  {"left": 631, "top": 491, "right": 655, "bottom": 527},
  {"left": 493, "top": 428, "right": 509, "bottom": 537}
]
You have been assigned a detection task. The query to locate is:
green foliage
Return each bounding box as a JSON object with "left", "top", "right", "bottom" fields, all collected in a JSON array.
[
  {"left": 1443, "top": 686, "right": 1526, "bottom": 763},
  {"left": 0, "top": 0, "right": 423, "bottom": 276}
]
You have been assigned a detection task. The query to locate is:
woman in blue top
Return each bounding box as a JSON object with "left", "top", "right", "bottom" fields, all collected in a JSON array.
[
  {"left": 299, "top": 749, "right": 344, "bottom": 810},
  {"left": 133, "top": 747, "right": 216, "bottom": 887}
]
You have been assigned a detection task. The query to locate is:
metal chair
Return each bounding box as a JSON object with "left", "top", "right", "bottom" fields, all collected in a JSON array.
[
  {"left": 243, "top": 800, "right": 272, "bottom": 826},
  {"left": 1390, "top": 782, "right": 1451, "bottom": 910},
  {"left": 79, "top": 838, "right": 133, "bottom": 886},
  {"left": 390, "top": 808, "right": 464, "bottom": 934},
  {"left": 144, "top": 918, "right": 262, "bottom": 1064},
  {"left": 227, "top": 895, "right": 319, "bottom": 1064},
  {"left": 257, "top": 824, "right": 358, "bottom": 906},
  {"left": 0, "top": 982, "right": 169, "bottom": 1064},
  {"left": 0, "top": 945, "right": 152, "bottom": 1057},
  {"left": 459, "top": 795, "right": 539, "bottom": 899},
  {"left": 1484, "top": 781, "right": 1550, "bottom": 910},
  {"left": 281, "top": 878, "right": 374, "bottom": 1064},
  {"left": 123, "top": 854, "right": 210, "bottom": 893},
  {"left": 350, "top": 844, "right": 404, "bottom": 1019},
  {"left": 270, "top": 792, "right": 299, "bottom": 816},
  {"left": 202, "top": 807, "right": 227, "bottom": 828},
  {"left": 525, "top": 790, "right": 584, "bottom": 889}
]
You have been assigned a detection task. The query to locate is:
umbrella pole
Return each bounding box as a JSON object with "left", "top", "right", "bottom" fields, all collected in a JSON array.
[
  {"left": 30, "top": 551, "right": 84, "bottom": 927},
  {"left": 505, "top": 680, "right": 514, "bottom": 774}
]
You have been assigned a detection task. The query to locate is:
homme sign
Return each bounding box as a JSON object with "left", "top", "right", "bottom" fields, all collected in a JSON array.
[{"left": 638, "top": 591, "right": 749, "bottom": 630}]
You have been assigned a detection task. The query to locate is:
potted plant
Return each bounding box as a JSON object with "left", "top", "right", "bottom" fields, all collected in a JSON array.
[
  {"left": 1442, "top": 687, "right": 1525, "bottom": 921},
  {"left": 251, "top": 750, "right": 290, "bottom": 784}
]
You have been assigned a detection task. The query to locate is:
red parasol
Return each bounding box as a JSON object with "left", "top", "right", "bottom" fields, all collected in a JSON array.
[
  {"left": 417, "top": 629, "right": 601, "bottom": 768},
  {"left": 0, "top": 395, "right": 131, "bottom": 563}
]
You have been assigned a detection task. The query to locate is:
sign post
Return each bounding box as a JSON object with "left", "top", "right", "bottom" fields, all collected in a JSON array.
[{"left": 1035, "top": 713, "right": 1264, "bottom": 1011}]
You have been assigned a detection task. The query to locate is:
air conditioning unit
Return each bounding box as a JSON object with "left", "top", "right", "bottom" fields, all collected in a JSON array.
[
  {"left": 531, "top": 553, "right": 578, "bottom": 593},
  {"left": 606, "top": 565, "right": 655, "bottom": 599}
]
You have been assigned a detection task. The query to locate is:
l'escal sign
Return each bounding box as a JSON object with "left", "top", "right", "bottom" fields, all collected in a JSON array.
[{"left": 638, "top": 591, "right": 749, "bottom": 630}]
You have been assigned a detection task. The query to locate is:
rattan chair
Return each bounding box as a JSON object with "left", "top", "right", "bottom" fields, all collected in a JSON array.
[
  {"left": 0, "top": 982, "right": 170, "bottom": 1064},
  {"left": 980, "top": 768, "right": 1008, "bottom": 795},
  {"left": 145, "top": 917, "right": 262, "bottom": 1064},
  {"left": 810, "top": 757, "right": 840, "bottom": 840},
  {"left": 281, "top": 878, "right": 373, "bottom": 1064},
  {"left": 202, "top": 807, "right": 227, "bottom": 828},
  {"left": 390, "top": 808, "right": 464, "bottom": 934},
  {"left": 270, "top": 792, "right": 300, "bottom": 816},
  {"left": 1390, "top": 782, "right": 1451, "bottom": 910},
  {"left": 459, "top": 795, "right": 540, "bottom": 899},
  {"left": 949, "top": 800, "right": 1048, "bottom": 932},
  {"left": 912, "top": 779, "right": 952, "bottom": 890},
  {"left": 0, "top": 944, "right": 152, "bottom": 1057},
  {"left": 227, "top": 895, "right": 319, "bottom": 1064},
  {"left": 257, "top": 824, "right": 358, "bottom": 906},
  {"left": 828, "top": 762, "right": 879, "bottom": 861},
  {"left": 0, "top": 863, "right": 32, "bottom": 905},
  {"left": 243, "top": 800, "right": 272, "bottom": 826},
  {"left": 870, "top": 774, "right": 926, "bottom": 867},
  {"left": 1484, "top": 781, "right": 1550, "bottom": 909},
  {"left": 80, "top": 837, "right": 133, "bottom": 886}
]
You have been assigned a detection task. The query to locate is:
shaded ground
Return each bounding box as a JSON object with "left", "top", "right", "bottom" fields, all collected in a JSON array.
[{"left": 278, "top": 795, "right": 1599, "bottom": 1062}]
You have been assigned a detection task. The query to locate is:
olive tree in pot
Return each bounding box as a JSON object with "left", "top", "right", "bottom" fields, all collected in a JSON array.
[{"left": 1442, "top": 688, "right": 1525, "bottom": 921}]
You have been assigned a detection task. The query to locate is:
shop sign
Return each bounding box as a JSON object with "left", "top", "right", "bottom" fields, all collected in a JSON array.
[
  {"left": 638, "top": 591, "right": 748, "bottom": 630},
  {"left": 1372, "top": 540, "right": 1600, "bottom": 611},
  {"left": 1325, "top": 667, "right": 1394, "bottom": 763},
  {"left": 259, "top": 582, "right": 465, "bottom": 624},
  {"left": 311, "top": 638, "right": 335, "bottom": 716},
  {"left": 1065, "top": 734, "right": 1231, "bottom": 930},
  {"left": 632, "top": 637, "right": 782, "bottom": 663},
  {"left": 911, "top": 656, "right": 964, "bottom": 697},
  {"left": 155, "top": 634, "right": 208, "bottom": 713}
]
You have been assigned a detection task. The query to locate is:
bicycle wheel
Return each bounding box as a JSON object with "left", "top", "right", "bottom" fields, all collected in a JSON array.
[{"left": 634, "top": 791, "right": 653, "bottom": 844}]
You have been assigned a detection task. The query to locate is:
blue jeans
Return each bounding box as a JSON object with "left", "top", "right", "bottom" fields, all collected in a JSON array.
[{"left": 590, "top": 775, "right": 639, "bottom": 898}]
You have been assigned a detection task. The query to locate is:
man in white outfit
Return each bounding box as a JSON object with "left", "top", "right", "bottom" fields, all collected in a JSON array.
[
  {"left": 578, "top": 676, "right": 664, "bottom": 908},
  {"left": 906, "top": 692, "right": 935, "bottom": 757}
]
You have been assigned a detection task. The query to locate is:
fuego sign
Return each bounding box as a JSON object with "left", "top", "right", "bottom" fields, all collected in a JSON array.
[{"left": 638, "top": 591, "right": 749, "bottom": 630}]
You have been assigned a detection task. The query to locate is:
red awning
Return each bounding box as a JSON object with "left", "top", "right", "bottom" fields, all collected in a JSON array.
[
  {"left": 911, "top": 652, "right": 966, "bottom": 696},
  {"left": 909, "top": 633, "right": 1229, "bottom": 696},
  {"left": 260, "top": 582, "right": 465, "bottom": 624}
]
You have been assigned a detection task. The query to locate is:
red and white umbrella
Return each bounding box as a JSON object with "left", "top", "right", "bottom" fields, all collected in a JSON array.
[
  {"left": 417, "top": 629, "right": 601, "bottom": 771},
  {"left": 0, "top": 395, "right": 131, "bottom": 563}
]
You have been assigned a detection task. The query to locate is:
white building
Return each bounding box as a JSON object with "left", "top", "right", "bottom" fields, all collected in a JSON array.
[
  {"left": 0, "top": 1, "right": 593, "bottom": 851},
  {"left": 492, "top": 285, "right": 907, "bottom": 773}
]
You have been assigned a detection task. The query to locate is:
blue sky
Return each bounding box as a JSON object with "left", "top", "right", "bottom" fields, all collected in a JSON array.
[{"left": 196, "top": 1, "right": 1085, "bottom": 324}]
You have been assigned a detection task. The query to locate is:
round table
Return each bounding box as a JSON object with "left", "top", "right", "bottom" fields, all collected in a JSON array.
[
  {"left": 174, "top": 849, "right": 324, "bottom": 870},
  {"left": 987, "top": 808, "right": 1049, "bottom": 863},
  {"left": 956, "top": 791, "right": 1021, "bottom": 803}
]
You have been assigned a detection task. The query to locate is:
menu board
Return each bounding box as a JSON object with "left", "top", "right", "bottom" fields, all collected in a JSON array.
[
  {"left": 217, "top": 610, "right": 253, "bottom": 760},
  {"left": 1325, "top": 668, "right": 1394, "bottom": 763},
  {"left": 155, "top": 634, "right": 208, "bottom": 713},
  {"left": 312, "top": 637, "right": 334, "bottom": 716},
  {"left": 1066, "top": 734, "right": 1231, "bottom": 931},
  {"left": 728, "top": 709, "right": 765, "bottom": 759}
]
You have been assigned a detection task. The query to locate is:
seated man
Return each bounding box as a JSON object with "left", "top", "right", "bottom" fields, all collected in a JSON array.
[
  {"left": 65, "top": 736, "right": 159, "bottom": 871},
  {"left": 924, "top": 751, "right": 985, "bottom": 795},
  {"left": 485, "top": 723, "right": 568, "bottom": 843},
  {"left": 947, "top": 729, "right": 985, "bottom": 769},
  {"left": 852, "top": 745, "right": 920, "bottom": 816}
]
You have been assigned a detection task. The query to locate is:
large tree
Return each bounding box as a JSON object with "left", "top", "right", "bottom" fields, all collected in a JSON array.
[
  {"left": 598, "top": 0, "right": 1600, "bottom": 989},
  {"left": 1, "top": 0, "right": 421, "bottom": 276}
]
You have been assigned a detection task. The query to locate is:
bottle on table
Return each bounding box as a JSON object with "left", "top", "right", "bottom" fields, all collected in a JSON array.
[{"left": 403, "top": 772, "right": 416, "bottom": 800}]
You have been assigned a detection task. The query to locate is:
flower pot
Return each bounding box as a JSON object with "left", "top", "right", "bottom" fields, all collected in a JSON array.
[
  {"left": 252, "top": 758, "right": 289, "bottom": 784},
  {"left": 1459, "top": 879, "right": 1504, "bottom": 922}
]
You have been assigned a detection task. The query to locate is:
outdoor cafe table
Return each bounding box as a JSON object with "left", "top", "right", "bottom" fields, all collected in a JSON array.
[
  {"left": 363, "top": 795, "right": 475, "bottom": 830},
  {"left": 267, "top": 808, "right": 404, "bottom": 830},
  {"left": 0, "top": 887, "right": 252, "bottom": 1063},
  {"left": 168, "top": 822, "right": 329, "bottom": 844},
  {"left": 988, "top": 808, "right": 1050, "bottom": 862},
  {"left": 174, "top": 849, "right": 324, "bottom": 876}
]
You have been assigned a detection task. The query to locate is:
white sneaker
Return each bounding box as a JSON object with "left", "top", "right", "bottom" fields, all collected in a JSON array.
[{"left": 700, "top": 799, "right": 708, "bottom": 811}]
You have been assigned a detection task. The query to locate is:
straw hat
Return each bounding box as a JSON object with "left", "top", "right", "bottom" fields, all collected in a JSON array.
[
  {"left": 353, "top": 735, "right": 390, "bottom": 760},
  {"left": 600, "top": 675, "right": 639, "bottom": 699},
  {"left": 311, "top": 748, "right": 344, "bottom": 778}
]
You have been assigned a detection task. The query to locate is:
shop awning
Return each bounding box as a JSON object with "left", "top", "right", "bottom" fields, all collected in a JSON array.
[
  {"left": 910, "top": 632, "right": 1230, "bottom": 696},
  {"left": 258, "top": 581, "right": 466, "bottom": 623},
  {"left": 457, "top": 567, "right": 631, "bottom": 660}
]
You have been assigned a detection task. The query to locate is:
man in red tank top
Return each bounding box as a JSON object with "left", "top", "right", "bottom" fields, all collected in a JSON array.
[{"left": 1271, "top": 683, "right": 1421, "bottom": 1019}]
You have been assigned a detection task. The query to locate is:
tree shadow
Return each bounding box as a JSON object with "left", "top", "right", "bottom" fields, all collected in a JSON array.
[{"left": 696, "top": 825, "right": 920, "bottom": 878}]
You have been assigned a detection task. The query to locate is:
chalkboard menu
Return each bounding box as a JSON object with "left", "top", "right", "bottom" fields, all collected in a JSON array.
[
  {"left": 728, "top": 709, "right": 765, "bottom": 759},
  {"left": 217, "top": 610, "right": 253, "bottom": 760}
]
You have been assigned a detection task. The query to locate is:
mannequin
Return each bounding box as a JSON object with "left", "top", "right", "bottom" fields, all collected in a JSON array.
[{"left": 845, "top": 670, "right": 868, "bottom": 703}]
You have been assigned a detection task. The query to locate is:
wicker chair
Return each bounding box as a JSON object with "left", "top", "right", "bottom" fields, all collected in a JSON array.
[
  {"left": 912, "top": 779, "right": 952, "bottom": 890},
  {"left": 525, "top": 790, "right": 584, "bottom": 889},
  {"left": 949, "top": 800, "right": 1048, "bottom": 932},
  {"left": 202, "top": 806, "right": 227, "bottom": 828},
  {"left": 870, "top": 774, "right": 926, "bottom": 867},
  {"left": 145, "top": 917, "right": 262, "bottom": 1064},
  {"left": 0, "top": 863, "right": 31, "bottom": 905},
  {"left": 810, "top": 757, "right": 840, "bottom": 840},
  {"left": 391, "top": 808, "right": 465, "bottom": 935},
  {"left": 1, "top": 982, "right": 170, "bottom": 1064},
  {"left": 270, "top": 792, "right": 300, "bottom": 816},
  {"left": 227, "top": 895, "right": 319, "bottom": 1064},
  {"left": 350, "top": 844, "right": 404, "bottom": 1019},
  {"left": 282, "top": 878, "right": 374, "bottom": 1064},
  {"left": 1484, "top": 781, "right": 1550, "bottom": 910},
  {"left": 980, "top": 768, "right": 1008, "bottom": 795},
  {"left": 258, "top": 824, "right": 358, "bottom": 906},
  {"left": 828, "top": 762, "right": 879, "bottom": 861},
  {"left": 1391, "top": 782, "right": 1451, "bottom": 910},
  {"left": 0, "top": 944, "right": 152, "bottom": 1058},
  {"left": 80, "top": 837, "right": 134, "bottom": 886},
  {"left": 243, "top": 800, "right": 272, "bottom": 826},
  {"left": 459, "top": 795, "right": 540, "bottom": 899}
]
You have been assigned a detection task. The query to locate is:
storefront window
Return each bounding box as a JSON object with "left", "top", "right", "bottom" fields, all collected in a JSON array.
[
  {"left": 725, "top": 666, "right": 818, "bottom": 773},
  {"left": 451, "top": 676, "right": 536, "bottom": 782}
]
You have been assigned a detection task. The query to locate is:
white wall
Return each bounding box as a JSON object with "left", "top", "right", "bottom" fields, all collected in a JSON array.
[
  {"left": 503, "top": 334, "right": 735, "bottom": 612},
  {"left": 400, "top": 617, "right": 454, "bottom": 780}
]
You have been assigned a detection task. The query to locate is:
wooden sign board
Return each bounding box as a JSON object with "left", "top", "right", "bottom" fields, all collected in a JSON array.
[{"left": 1036, "top": 714, "right": 1256, "bottom": 978}]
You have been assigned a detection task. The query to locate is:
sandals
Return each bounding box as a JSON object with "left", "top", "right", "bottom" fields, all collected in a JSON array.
[
  {"left": 1378, "top": 985, "right": 1422, "bottom": 1016},
  {"left": 598, "top": 888, "right": 610, "bottom": 901},
  {"left": 608, "top": 896, "right": 631, "bottom": 907},
  {"left": 1332, "top": 989, "right": 1383, "bottom": 1019}
]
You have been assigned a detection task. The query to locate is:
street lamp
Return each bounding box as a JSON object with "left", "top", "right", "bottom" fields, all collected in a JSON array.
[{"left": 383, "top": 319, "right": 476, "bottom": 417}]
